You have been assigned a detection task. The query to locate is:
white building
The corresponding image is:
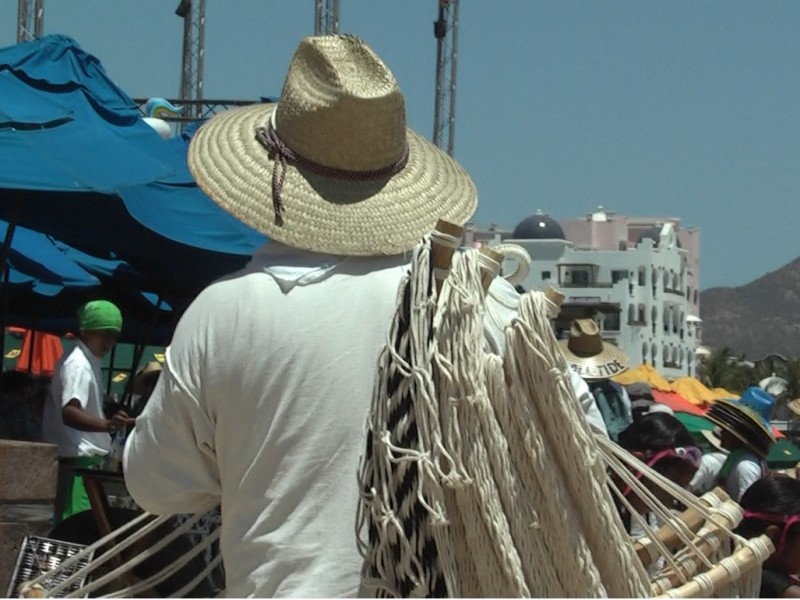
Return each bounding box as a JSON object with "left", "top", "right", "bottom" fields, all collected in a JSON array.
[{"left": 465, "top": 207, "right": 702, "bottom": 379}]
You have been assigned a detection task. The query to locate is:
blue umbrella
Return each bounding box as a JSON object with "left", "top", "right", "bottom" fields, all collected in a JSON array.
[
  {"left": 0, "top": 34, "right": 267, "bottom": 294},
  {"left": 0, "top": 220, "right": 100, "bottom": 295}
]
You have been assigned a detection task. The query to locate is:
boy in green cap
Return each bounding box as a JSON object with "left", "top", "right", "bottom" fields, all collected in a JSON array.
[{"left": 42, "top": 299, "right": 133, "bottom": 522}]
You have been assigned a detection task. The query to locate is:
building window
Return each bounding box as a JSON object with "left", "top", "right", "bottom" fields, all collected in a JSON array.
[
  {"left": 542, "top": 270, "right": 551, "bottom": 280},
  {"left": 572, "top": 270, "right": 590, "bottom": 285},
  {"left": 628, "top": 305, "right": 635, "bottom": 324},
  {"left": 693, "top": 289, "right": 698, "bottom": 304},
  {"left": 638, "top": 304, "right": 646, "bottom": 324},
  {"left": 604, "top": 311, "right": 620, "bottom": 331},
  {"left": 638, "top": 267, "right": 646, "bottom": 286},
  {"left": 611, "top": 270, "right": 627, "bottom": 284}
]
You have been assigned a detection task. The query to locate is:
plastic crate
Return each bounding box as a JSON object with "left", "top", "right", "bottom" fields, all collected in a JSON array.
[{"left": 7, "top": 535, "right": 94, "bottom": 598}]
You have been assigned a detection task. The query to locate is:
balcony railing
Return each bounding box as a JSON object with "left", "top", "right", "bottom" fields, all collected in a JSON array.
[{"left": 559, "top": 282, "right": 613, "bottom": 288}]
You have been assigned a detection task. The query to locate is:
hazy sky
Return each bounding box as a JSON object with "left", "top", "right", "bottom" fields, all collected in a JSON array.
[{"left": 2, "top": 1, "right": 799, "bottom": 290}]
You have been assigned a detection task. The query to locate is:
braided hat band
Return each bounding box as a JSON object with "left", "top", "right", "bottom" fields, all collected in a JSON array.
[{"left": 188, "top": 35, "right": 477, "bottom": 257}]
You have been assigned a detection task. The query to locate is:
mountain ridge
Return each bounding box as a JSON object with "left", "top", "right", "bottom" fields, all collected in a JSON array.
[{"left": 700, "top": 257, "right": 800, "bottom": 359}]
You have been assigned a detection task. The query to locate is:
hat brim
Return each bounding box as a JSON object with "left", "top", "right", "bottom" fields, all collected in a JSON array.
[
  {"left": 558, "top": 340, "right": 629, "bottom": 380},
  {"left": 700, "top": 429, "right": 728, "bottom": 454},
  {"left": 706, "top": 400, "right": 775, "bottom": 458},
  {"left": 188, "top": 103, "right": 478, "bottom": 257},
  {"left": 788, "top": 399, "right": 800, "bottom": 417}
]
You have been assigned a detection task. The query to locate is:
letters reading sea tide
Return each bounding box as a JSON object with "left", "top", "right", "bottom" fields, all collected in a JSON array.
[{"left": 572, "top": 358, "right": 626, "bottom": 379}]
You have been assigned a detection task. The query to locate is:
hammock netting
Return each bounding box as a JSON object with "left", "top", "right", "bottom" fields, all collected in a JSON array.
[
  {"left": 13, "top": 232, "right": 773, "bottom": 598},
  {"left": 355, "top": 234, "right": 773, "bottom": 598}
]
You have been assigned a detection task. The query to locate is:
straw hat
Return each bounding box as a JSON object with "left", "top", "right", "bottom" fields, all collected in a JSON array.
[
  {"left": 133, "top": 360, "right": 162, "bottom": 395},
  {"left": 558, "top": 318, "right": 630, "bottom": 380},
  {"left": 788, "top": 398, "right": 800, "bottom": 417},
  {"left": 700, "top": 429, "right": 729, "bottom": 454},
  {"left": 188, "top": 35, "right": 477, "bottom": 257},
  {"left": 705, "top": 393, "right": 776, "bottom": 459}
]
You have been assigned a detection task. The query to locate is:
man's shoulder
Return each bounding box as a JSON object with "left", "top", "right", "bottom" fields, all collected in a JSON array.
[{"left": 60, "top": 345, "right": 89, "bottom": 369}]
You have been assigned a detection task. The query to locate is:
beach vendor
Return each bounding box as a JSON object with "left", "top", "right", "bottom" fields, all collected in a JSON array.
[
  {"left": 123, "top": 34, "right": 603, "bottom": 598},
  {"left": 42, "top": 300, "right": 132, "bottom": 522},
  {"left": 559, "top": 318, "right": 633, "bottom": 440},
  {"left": 705, "top": 386, "right": 776, "bottom": 502}
]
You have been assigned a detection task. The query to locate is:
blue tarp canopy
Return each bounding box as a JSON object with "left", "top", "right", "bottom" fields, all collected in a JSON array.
[{"left": 0, "top": 34, "right": 269, "bottom": 343}]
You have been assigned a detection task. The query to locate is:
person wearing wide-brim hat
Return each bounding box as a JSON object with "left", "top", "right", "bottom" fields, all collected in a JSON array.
[
  {"left": 558, "top": 318, "right": 630, "bottom": 381},
  {"left": 123, "top": 34, "right": 483, "bottom": 598},
  {"left": 558, "top": 318, "right": 633, "bottom": 440},
  {"left": 705, "top": 386, "right": 776, "bottom": 501},
  {"left": 41, "top": 300, "right": 133, "bottom": 522}
]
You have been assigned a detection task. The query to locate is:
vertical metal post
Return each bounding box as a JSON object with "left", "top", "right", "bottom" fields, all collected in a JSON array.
[
  {"left": 178, "top": 0, "right": 205, "bottom": 121},
  {"left": 432, "top": 0, "right": 460, "bottom": 157},
  {"left": 315, "top": 0, "right": 340, "bottom": 36},
  {"left": 17, "top": 0, "right": 44, "bottom": 44}
]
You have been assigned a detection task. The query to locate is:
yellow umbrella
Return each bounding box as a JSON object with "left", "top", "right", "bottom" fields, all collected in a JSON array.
[
  {"left": 671, "top": 376, "right": 727, "bottom": 405},
  {"left": 709, "top": 387, "right": 740, "bottom": 400},
  {"left": 613, "top": 364, "right": 674, "bottom": 392}
]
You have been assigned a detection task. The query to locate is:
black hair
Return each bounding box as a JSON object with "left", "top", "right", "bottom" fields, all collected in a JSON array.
[
  {"left": 618, "top": 412, "right": 695, "bottom": 453},
  {"left": 736, "top": 475, "right": 800, "bottom": 540}
]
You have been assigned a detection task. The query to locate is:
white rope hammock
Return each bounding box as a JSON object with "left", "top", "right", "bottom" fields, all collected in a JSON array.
[
  {"left": 16, "top": 510, "right": 221, "bottom": 598},
  {"left": 357, "top": 229, "right": 774, "bottom": 598},
  {"left": 16, "top": 228, "right": 773, "bottom": 598}
]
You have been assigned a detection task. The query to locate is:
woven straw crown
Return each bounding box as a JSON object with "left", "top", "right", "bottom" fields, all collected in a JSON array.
[
  {"left": 559, "top": 318, "right": 630, "bottom": 380},
  {"left": 188, "top": 35, "right": 477, "bottom": 257}
]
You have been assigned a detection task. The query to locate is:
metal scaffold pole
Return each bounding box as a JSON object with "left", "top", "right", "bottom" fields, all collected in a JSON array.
[
  {"left": 432, "top": 0, "right": 460, "bottom": 157},
  {"left": 17, "top": 0, "right": 44, "bottom": 44},
  {"left": 176, "top": 0, "right": 206, "bottom": 121},
  {"left": 314, "top": 0, "right": 340, "bottom": 36}
]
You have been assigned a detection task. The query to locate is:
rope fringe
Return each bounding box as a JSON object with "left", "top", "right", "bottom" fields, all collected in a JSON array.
[{"left": 357, "top": 237, "right": 771, "bottom": 598}]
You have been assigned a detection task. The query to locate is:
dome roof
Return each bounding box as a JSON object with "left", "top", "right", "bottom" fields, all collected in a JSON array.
[{"left": 512, "top": 211, "right": 565, "bottom": 240}]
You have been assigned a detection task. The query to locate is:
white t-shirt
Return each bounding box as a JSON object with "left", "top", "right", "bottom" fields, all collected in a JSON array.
[
  {"left": 42, "top": 341, "right": 111, "bottom": 458},
  {"left": 124, "top": 243, "right": 607, "bottom": 598},
  {"left": 722, "top": 452, "right": 766, "bottom": 502},
  {"left": 688, "top": 452, "right": 728, "bottom": 495}
]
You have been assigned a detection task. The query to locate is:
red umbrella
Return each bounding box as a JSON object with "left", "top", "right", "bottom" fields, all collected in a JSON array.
[
  {"left": 15, "top": 329, "right": 64, "bottom": 376},
  {"left": 652, "top": 389, "right": 707, "bottom": 417}
]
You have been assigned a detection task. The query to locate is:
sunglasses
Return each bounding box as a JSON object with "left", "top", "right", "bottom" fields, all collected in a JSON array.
[
  {"left": 742, "top": 510, "right": 800, "bottom": 555},
  {"left": 622, "top": 446, "right": 703, "bottom": 497}
]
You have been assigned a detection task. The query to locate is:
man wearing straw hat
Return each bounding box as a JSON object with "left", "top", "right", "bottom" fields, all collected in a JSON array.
[
  {"left": 558, "top": 318, "right": 633, "bottom": 440},
  {"left": 123, "top": 35, "right": 600, "bottom": 597}
]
